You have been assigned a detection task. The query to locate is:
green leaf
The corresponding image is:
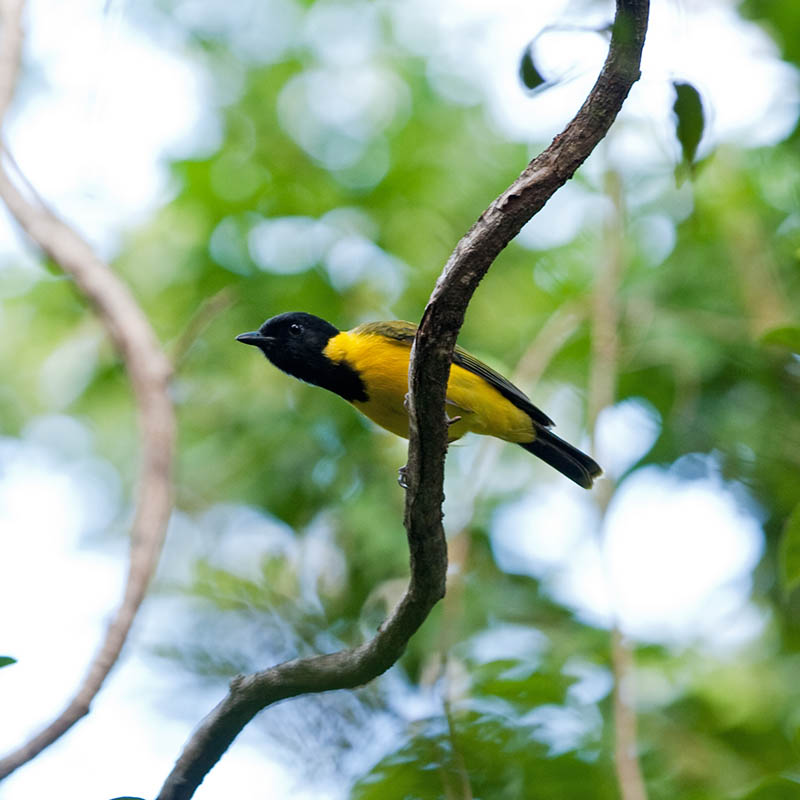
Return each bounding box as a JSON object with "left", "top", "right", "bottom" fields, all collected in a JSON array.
[
  {"left": 760, "top": 325, "right": 800, "bottom": 353},
  {"left": 471, "top": 659, "right": 575, "bottom": 710},
  {"left": 519, "top": 47, "right": 546, "bottom": 91},
  {"left": 779, "top": 502, "right": 800, "bottom": 596},
  {"left": 672, "top": 81, "right": 704, "bottom": 170},
  {"left": 738, "top": 776, "right": 800, "bottom": 800},
  {"left": 0, "top": 656, "right": 16, "bottom": 669}
]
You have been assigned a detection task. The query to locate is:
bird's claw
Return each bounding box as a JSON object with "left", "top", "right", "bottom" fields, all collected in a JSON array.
[
  {"left": 397, "top": 464, "right": 409, "bottom": 489},
  {"left": 446, "top": 413, "right": 462, "bottom": 427}
]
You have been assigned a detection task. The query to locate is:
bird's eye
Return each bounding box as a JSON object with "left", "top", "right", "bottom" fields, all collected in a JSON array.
[{"left": 289, "top": 322, "right": 302, "bottom": 336}]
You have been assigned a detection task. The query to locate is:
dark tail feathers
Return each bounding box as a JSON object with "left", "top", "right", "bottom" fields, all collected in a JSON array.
[{"left": 520, "top": 428, "right": 602, "bottom": 489}]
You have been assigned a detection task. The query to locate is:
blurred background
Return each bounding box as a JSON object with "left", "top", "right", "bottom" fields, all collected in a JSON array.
[{"left": 1, "top": 0, "right": 800, "bottom": 797}]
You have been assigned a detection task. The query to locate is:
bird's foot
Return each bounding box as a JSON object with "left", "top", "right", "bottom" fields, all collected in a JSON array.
[
  {"left": 446, "top": 414, "right": 462, "bottom": 427},
  {"left": 397, "top": 464, "right": 408, "bottom": 489},
  {"left": 403, "top": 392, "right": 411, "bottom": 412}
]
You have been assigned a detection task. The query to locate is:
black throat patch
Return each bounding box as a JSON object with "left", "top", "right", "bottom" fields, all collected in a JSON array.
[{"left": 312, "top": 355, "right": 368, "bottom": 403}]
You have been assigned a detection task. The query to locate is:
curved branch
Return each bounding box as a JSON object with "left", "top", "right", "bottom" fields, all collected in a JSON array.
[
  {"left": 156, "top": 3, "right": 648, "bottom": 797},
  {"left": 0, "top": 0, "right": 176, "bottom": 780}
]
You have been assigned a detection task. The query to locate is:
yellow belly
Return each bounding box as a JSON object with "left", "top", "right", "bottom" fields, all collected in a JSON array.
[{"left": 324, "top": 331, "right": 535, "bottom": 443}]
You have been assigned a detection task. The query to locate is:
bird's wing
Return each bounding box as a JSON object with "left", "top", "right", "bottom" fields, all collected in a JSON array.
[
  {"left": 452, "top": 345, "right": 554, "bottom": 427},
  {"left": 352, "top": 320, "right": 418, "bottom": 342},
  {"left": 352, "top": 320, "right": 554, "bottom": 428}
]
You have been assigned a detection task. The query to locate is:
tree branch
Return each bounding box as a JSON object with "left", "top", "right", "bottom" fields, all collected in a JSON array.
[
  {"left": 0, "top": 0, "right": 176, "bottom": 779},
  {"left": 156, "top": 3, "right": 648, "bottom": 797}
]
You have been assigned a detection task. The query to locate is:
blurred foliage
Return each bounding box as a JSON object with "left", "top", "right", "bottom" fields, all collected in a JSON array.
[
  {"left": 2, "top": 0, "right": 800, "bottom": 798},
  {"left": 742, "top": 0, "right": 800, "bottom": 140},
  {"left": 779, "top": 504, "right": 800, "bottom": 597}
]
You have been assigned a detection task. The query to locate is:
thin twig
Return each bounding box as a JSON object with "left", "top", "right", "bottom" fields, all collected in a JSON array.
[
  {"left": 170, "top": 287, "right": 236, "bottom": 369},
  {"left": 588, "top": 170, "right": 647, "bottom": 800},
  {"left": 444, "top": 694, "right": 473, "bottom": 800},
  {"left": 611, "top": 628, "right": 647, "bottom": 800},
  {"left": 0, "top": 0, "right": 176, "bottom": 779},
  {"left": 156, "top": 4, "right": 648, "bottom": 797}
]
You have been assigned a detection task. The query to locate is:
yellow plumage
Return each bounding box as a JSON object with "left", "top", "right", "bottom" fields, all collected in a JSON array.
[{"left": 323, "top": 328, "right": 535, "bottom": 443}]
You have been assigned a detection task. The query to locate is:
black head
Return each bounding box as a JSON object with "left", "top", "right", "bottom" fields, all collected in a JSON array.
[
  {"left": 237, "top": 312, "right": 340, "bottom": 379},
  {"left": 237, "top": 312, "right": 366, "bottom": 401}
]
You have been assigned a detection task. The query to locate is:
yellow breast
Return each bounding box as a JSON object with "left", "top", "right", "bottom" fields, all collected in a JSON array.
[{"left": 323, "top": 330, "right": 535, "bottom": 443}]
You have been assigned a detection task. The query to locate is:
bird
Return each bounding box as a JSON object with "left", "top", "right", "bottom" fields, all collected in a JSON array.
[{"left": 237, "top": 311, "right": 602, "bottom": 488}]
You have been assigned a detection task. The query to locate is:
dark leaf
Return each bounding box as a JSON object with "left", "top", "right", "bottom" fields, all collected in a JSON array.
[
  {"left": 672, "top": 81, "right": 704, "bottom": 169},
  {"left": 519, "top": 47, "right": 546, "bottom": 90}
]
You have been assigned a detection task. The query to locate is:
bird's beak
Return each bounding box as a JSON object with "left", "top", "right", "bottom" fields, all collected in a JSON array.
[{"left": 236, "top": 331, "right": 273, "bottom": 347}]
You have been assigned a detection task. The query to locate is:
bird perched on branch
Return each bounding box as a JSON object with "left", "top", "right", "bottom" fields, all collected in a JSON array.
[{"left": 237, "top": 311, "right": 601, "bottom": 488}]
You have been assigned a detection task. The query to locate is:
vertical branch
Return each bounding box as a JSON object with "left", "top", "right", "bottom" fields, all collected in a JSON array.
[
  {"left": 0, "top": 0, "right": 176, "bottom": 779},
  {"left": 588, "top": 169, "right": 647, "bottom": 800}
]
